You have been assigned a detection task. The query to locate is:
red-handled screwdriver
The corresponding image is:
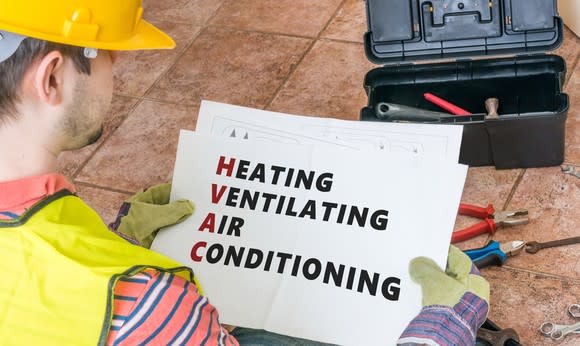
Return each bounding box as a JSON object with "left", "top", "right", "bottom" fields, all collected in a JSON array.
[{"left": 424, "top": 93, "right": 472, "bottom": 116}]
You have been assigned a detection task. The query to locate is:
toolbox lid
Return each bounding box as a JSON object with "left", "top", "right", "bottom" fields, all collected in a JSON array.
[{"left": 365, "top": 0, "right": 563, "bottom": 64}]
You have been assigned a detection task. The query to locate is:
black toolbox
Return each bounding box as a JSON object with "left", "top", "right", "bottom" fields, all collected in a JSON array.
[{"left": 360, "top": 0, "right": 569, "bottom": 169}]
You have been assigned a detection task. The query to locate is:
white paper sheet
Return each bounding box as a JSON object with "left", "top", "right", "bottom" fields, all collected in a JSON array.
[
  {"left": 196, "top": 100, "right": 463, "bottom": 163},
  {"left": 152, "top": 131, "right": 468, "bottom": 345}
]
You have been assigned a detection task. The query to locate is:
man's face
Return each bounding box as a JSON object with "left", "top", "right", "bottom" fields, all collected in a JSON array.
[{"left": 59, "top": 50, "right": 115, "bottom": 151}]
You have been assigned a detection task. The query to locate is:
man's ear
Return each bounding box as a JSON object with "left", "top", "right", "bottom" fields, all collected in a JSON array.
[{"left": 33, "top": 51, "right": 65, "bottom": 106}]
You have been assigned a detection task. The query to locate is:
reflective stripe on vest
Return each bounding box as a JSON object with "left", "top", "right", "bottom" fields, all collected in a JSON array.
[{"left": 0, "top": 190, "right": 202, "bottom": 346}]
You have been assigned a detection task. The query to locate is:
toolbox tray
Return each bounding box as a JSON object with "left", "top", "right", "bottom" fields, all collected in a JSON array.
[{"left": 361, "top": 0, "right": 569, "bottom": 168}]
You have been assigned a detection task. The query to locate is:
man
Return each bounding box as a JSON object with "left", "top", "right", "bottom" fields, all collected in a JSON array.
[{"left": 0, "top": 1, "right": 489, "bottom": 345}]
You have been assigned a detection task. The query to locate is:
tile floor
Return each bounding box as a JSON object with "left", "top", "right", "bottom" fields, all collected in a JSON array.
[{"left": 57, "top": 1, "right": 580, "bottom": 344}]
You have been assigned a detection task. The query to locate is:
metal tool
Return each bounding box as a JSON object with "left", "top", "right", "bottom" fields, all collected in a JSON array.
[
  {"left": 477, "top": 319, "right": 521, "bottom": 346},
  {"left": 424, "top": 92, "right": 472, "bottom": 115},
  {"left": 540, "top": 304, "right": 580, "bottom": 340},
  {"left": 525, "top": 236, "right": 580, "bottom": 254},
  {"left": 562, "top": 165, "right": 580, "bottom": 179},
  {"left": 541, "top": 321, "right": 580, "bottom": 340},
  {"left": 451, "top": 203, "right": 529, "bottom": 243},
  {"left": 477, "top": 327, "right": 520, "bottom": 345},
  {"left": 464, "top": 240, "right": 525, "bottom": 269},
  {"left": 375, "top": 102, "right": 449, "bottom": 122},
  {"left": 485, "top": 98, "right": 500, "bottom": 119}
]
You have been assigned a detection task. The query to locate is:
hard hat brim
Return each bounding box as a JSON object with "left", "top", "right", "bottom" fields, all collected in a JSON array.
[{"left": 0, "top": 20, "right": 176, "bottom": 51}]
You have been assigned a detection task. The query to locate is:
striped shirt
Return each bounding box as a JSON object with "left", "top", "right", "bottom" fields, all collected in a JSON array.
[
  {"left": 107, "top": 269, "right": 237, "bottom": 345},
  {"left": 0, "top": 174, "right": 238, "bottom": 345}
]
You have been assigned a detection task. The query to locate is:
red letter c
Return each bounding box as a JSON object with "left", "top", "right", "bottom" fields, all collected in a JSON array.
[{"left": 190, "top": 241, "right": 207, "bottom": 262}]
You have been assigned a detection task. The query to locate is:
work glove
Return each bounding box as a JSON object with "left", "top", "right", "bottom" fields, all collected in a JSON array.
[
  {"left": 109, "top": 183, "right": 194, "bottom": 248},
  {"left": 398, "top": 246, "right": 490, "bottom": 346}
]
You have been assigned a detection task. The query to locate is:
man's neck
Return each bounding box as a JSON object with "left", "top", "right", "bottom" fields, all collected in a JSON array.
[{"left": 0, "top": 121, "right": 59, "bottom": 182}]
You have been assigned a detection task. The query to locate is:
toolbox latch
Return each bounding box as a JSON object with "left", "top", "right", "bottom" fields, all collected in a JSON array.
[{"left": 423, "top": 0, "right": 501, "bottom": 42}]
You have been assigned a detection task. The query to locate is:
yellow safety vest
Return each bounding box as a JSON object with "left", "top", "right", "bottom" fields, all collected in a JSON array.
[{"left": 0, "top": 190, "right": 202, "bottom": 346}]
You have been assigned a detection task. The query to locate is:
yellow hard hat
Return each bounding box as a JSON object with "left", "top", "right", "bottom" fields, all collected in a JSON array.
[{"left": 0, "top": 0, "right": 175, "bottom": 51}]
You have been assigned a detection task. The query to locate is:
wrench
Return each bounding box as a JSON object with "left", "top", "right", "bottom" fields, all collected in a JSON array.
[
  {"left": 477, "top": 327, "right": 520, "bottom": 345},
  {"left": 540, "top": 321, "right": 580, "bottom": 340},
  {"left": 562, "top": 165, "right": 580, "bottom": 179},
  {"left": 525, "top": 236, "right": 580, "bottom": 254}
]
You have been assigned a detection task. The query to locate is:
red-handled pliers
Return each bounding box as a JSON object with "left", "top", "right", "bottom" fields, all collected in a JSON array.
[{"left": 451, "top": 204, "right": 529, "bottom": 243}]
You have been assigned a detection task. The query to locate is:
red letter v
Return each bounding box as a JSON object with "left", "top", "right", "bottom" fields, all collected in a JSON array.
[{"left": 211, "top": 184, "right": 228, "bottom": 204}]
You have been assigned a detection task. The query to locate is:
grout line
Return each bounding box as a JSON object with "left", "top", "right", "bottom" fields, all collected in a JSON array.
[
  {"left": 139, "top": 0, "right": 227, "bottom": 100},
  {"left": 140, "top": 95, "right": 198, "bottom": 108},
  {"left": 110, "top": 92, "right": 146, "bottom": 101},
  {"left": 498, "top": 265, "right": 580, "bottom": 284},
  {"left": 201, "top": 0, "right": 230, "bottom": 28},
  {"left": 202, "top": 25, "right": 366, "bottom": 47},
  {"left": 263, "top": 0, "right": 349, "bottom": 110},
  {"left": 145, "top": 18, "right": 198, "bottom": 27},
  {"left": 260, "top": 40, "right": 316, "bottom": 110},
  {"left": 317, "top": 37, "right": 365, "bottom": 46},
  {"left": 143, "top": 0, "right": 228, "bottom": 27},
  {"left": 111, "top": 93, "right": 142, "bottom": 101},
  {"left": 138, "top": 97, "right": 200, "bottom": 109},
  {"left": 74, "top": 181, "right": 136, "bottom": 195},
  {"left": 204, "top": 25, "right": 318, "bottom": 41},
  {"left": 502, "top": 169, "right": 526, "bottom": 210},
  {"left": 139, "top": 29, "right": 204, "bottom": 99}
]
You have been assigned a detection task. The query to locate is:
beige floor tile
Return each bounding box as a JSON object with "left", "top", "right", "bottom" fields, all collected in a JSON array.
[
  {"left": 482, "top": 267, "right": 580, "bottom": 346},
  {"left": 114, "top": 22, "right": 201, "bottom": 97},
  {"left": 56, "top": 95, "right": 139, "bottom": 179},
  {"left": 75, "top": 185, "right": 131, "bottom": 225},
  {"left": 460, "top": 167, "right": 522, "bottom": 208},
  {"left": 76, "top": 101, "right": 198, "bottom": 192},
  {"left": 492, "top": 167, "right": 580, "bottom": 279},
  {"left": 146, "top": 28, "right": 311, "bottom": 108},
  {"left": 209, "top": 0, "right": 342, "bottom": 37},
  {"left": 268, "top": 40, "right": 377, "bottom": 120},
  {"left": 143, "top": 0, "right": 225, "bottom": 26},
  {"left": 322, "top": 0, "right": 366, "bottom": 43}
]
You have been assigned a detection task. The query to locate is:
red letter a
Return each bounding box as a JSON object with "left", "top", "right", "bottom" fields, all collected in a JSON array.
[
  {"left": 198, "top": 213, "right": 216, "bottom": 233},
  {"left": 211, "top": 184, "right": 228, "bottom": 204}
]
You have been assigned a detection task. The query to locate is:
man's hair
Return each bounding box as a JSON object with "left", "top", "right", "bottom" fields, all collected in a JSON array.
[{"left": 0, "top": 37, "right": 91, "bottom": 119}]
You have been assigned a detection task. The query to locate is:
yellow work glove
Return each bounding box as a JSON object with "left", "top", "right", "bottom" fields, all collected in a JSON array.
[
  {"left": 413, "top": 245, "right": 490, "bottom": 307},
  {"left": 398, "top": 246, "right": 490, "bottom": 346},
  {"left": 109, "top": 183, "right": 194, "bottom": 248}
]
